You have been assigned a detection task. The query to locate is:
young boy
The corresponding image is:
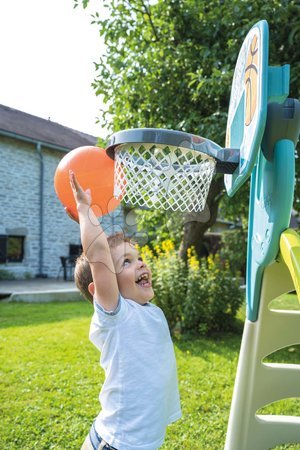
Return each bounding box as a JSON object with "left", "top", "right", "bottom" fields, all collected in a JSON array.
[{"left": 69, "top": 171, "right": 181, "bottom": 450}]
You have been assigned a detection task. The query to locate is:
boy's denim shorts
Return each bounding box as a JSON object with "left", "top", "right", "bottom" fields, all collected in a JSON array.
[{"left": 81, "top": 421, "right": 118, "bottom": 450}]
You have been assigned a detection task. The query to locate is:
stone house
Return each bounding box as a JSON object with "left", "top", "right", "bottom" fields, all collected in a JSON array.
[{"left": 0, "top": 104, "right": 124, "bottom": 279}]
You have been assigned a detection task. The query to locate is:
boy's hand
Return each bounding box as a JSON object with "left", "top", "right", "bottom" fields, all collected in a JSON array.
[{"left": 69, "top": 170, "right": 92, "bottom": 208}]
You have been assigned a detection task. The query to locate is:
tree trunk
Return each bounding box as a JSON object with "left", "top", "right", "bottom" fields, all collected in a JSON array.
[{"left": 179, "top": 176, "right": 225, "bottom": 260}]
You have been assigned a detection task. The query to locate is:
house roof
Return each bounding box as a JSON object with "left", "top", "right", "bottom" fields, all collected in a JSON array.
[{"left": 0, "top": 104, "right": 98, "bottom": 151}]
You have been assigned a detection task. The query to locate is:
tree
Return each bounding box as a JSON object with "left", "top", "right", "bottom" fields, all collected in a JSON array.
[{"left": 75, "top": 0, "right": 300, "bottom": 256}]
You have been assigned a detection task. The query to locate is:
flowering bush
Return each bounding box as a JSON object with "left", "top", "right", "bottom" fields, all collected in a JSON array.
[
  {"left": 141, "top": 240, "right": 187, "bottom": 333},
  {"left": 183, "top": 249, "right": 244, "bottom": 334},
  {"left": 140, "top": 241, "right": 244, "bottom": 335}
]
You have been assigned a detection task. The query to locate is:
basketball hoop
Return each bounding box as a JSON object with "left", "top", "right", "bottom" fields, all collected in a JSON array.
[
  {"left": 106, "top": 128, "right": 239, "bottom": 213},
  {"left": 114, "top": 143, "right": 216, "bottom": 213}
]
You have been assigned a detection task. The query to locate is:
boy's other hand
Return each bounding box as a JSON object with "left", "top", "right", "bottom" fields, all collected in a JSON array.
[{"left": 69, "top": 170, "right": 92, "bottom": 208}]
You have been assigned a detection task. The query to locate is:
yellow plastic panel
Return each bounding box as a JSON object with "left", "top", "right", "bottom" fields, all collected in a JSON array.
[{"left": 280, "top": 229, "right": 300, "bottom": 301}]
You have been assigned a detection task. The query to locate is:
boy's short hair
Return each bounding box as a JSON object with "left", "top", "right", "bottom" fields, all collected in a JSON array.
[
  {"left": 74, "top": 253, "right": 93, "bottom": 303},
  {"left": 74, "top": 232, "right": 134, "bottom": 304},
  {"left": 107, "top": 232, "right": 133, "bottom": 249}
]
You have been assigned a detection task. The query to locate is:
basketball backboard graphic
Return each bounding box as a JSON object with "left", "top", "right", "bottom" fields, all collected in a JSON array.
[{"left": 225, "top": 20, "right": 269, "bottom": 196}]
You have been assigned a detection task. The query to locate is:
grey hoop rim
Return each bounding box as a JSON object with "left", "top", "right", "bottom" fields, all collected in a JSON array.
[{"left": 106, "top": 128, "right": 239, "bottom": 174}]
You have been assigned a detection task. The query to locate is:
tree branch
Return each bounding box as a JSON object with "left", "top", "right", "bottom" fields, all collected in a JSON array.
[
  {"left": 122, "top": 0, "right": 159, "bottom": 43},
  {"left": 140, "top": 0, "right": 160, "bottom": 42},
  {"left": 123, "top": 0, "right": 144, "bottom": 15}
]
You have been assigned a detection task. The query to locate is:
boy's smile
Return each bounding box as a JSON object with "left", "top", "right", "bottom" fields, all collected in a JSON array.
[{"left": 111, "top": 242, "right": 154, "bottom": 304}]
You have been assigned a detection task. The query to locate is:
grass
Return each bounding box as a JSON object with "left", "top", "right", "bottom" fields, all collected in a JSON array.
[{"left": 0, "top": 297, "right": 299, "bottom": 449}]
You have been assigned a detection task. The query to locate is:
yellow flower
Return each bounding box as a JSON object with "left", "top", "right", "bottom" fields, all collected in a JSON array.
[
  {"left": 140, "top": 245, "right": 154, "bottom": 262},
  {"left": 189, "top": 255, "right": 199, "bottom": 271},
  {"left": 187, "top": 246, "right": 196, "bottom": 260},
  {"left": 187, "top": 246, "right": 199, "bottom": 271},
  {"left": 207, "top": 255, "right": 214, "bottom": 270},
  {"left": 154, "top": 244, "right": 162, "bottom": 256},
  {"left": 161, "top": 239, "right": 174, "bottom": 254}
]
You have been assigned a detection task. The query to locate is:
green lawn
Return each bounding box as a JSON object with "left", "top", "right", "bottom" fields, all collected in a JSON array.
[{"left": 0, "top": 298, "right": 299, "bottom": 449}]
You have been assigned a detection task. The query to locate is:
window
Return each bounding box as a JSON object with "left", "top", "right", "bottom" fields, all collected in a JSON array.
[{"left": 0, "top": 235, "right": 25, "bottom": 263}]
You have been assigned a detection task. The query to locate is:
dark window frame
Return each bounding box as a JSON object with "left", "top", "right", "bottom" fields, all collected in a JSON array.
[{"left": 0, "top": 235, "right": 25, "bottom": 263}]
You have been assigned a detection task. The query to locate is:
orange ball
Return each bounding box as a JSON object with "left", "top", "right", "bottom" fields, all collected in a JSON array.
[{"left": 54, "top": 146, "right": 121, "bottom": 220}]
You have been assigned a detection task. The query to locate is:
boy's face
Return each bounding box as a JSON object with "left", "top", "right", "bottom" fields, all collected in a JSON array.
[{"left": 111, "top": 242, "right": 154, "bottom": 304}]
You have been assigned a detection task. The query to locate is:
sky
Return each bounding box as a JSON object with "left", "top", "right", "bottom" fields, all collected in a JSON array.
[{"left": 0, "top": 0, "right": 107, "bottom": 138}]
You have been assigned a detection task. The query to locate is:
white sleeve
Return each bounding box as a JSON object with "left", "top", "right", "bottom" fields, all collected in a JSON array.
[
  {"left": 89, "top": 295, "right": 128, "bottom": 350},
  {"left": 91, "top": 294, "right": 127, "bottom": 327},
  {"left": 94, "top": 294, "right": 122, "bottom": 316}
]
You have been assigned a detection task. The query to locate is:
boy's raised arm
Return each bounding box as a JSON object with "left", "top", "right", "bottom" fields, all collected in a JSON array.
[{"left": 69, "top": 171, "right": 119, "bottom": 311}]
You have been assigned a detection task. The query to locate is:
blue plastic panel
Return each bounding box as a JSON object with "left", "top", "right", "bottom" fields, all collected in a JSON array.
[{"left": 225, "top": 20, "right": 269, "bottom": 196}]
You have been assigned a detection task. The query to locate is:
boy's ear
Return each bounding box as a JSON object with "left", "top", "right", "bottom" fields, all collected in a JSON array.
[{"left": 88, "top": 282, "right": 95, "bottom": 297}]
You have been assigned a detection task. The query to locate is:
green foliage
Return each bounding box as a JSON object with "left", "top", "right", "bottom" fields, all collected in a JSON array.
[
  {"left": 77, "top": 0, "right": 300, "bottom": 134},
  {"left": 76, "top": 0, "right": 300, "bottom": 224},
  {"left": 0, "top": 269, "right": 15, "bottom": 280},
  {"left": 135, "top": 208, "right": 183, "bottom": 249},
  {"left": 141, "top": 241, "right": 243, "bottom": 335},
  {"left": 183, "top": 250, "right": 244, "bottom": 335},
  {"left": 141, "top": 240, "right": 187, "bottom": 332},
  {"left": 219, "top": 228, "right": 247, "bottom": 278},
  {"left": 219, "top": 180, "right": 250, "bottom": 226},
  {"left": 24, "top": 272, "right": 33, "bottom": 280}
]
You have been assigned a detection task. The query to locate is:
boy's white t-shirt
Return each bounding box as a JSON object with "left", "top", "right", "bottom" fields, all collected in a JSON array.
[{"left": 89, "top": 295, "right": 182, "bottom": 450}]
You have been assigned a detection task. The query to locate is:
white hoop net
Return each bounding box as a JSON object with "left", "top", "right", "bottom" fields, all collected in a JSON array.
[{"left": 113, "top": 143, "right": 216, "bottom": 213}]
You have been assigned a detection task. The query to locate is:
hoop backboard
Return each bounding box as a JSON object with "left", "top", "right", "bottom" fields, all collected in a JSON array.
[{"left": 224, "top": 20, "right": 269, "bottom": 196}]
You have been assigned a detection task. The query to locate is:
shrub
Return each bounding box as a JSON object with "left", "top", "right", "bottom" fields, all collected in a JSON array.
[
  {"left": 141, "top": 240, "right": 187, "bottom": 333},
  {"left": 0, "top": 269, "right": 15, "bottom": 280},
  {"left": 24, "top": 272, "right": 33, "bottom": 280},
  {"left": 140, "top": 241, "right": 244, "bottom": 335},
  {"left": 183, "top": 250, "right": 243, "bottom": 335}
]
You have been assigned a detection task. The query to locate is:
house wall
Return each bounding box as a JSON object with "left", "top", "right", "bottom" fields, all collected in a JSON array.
[{"left": 0, "top": 137, "right": 125, "bottom": 279}]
